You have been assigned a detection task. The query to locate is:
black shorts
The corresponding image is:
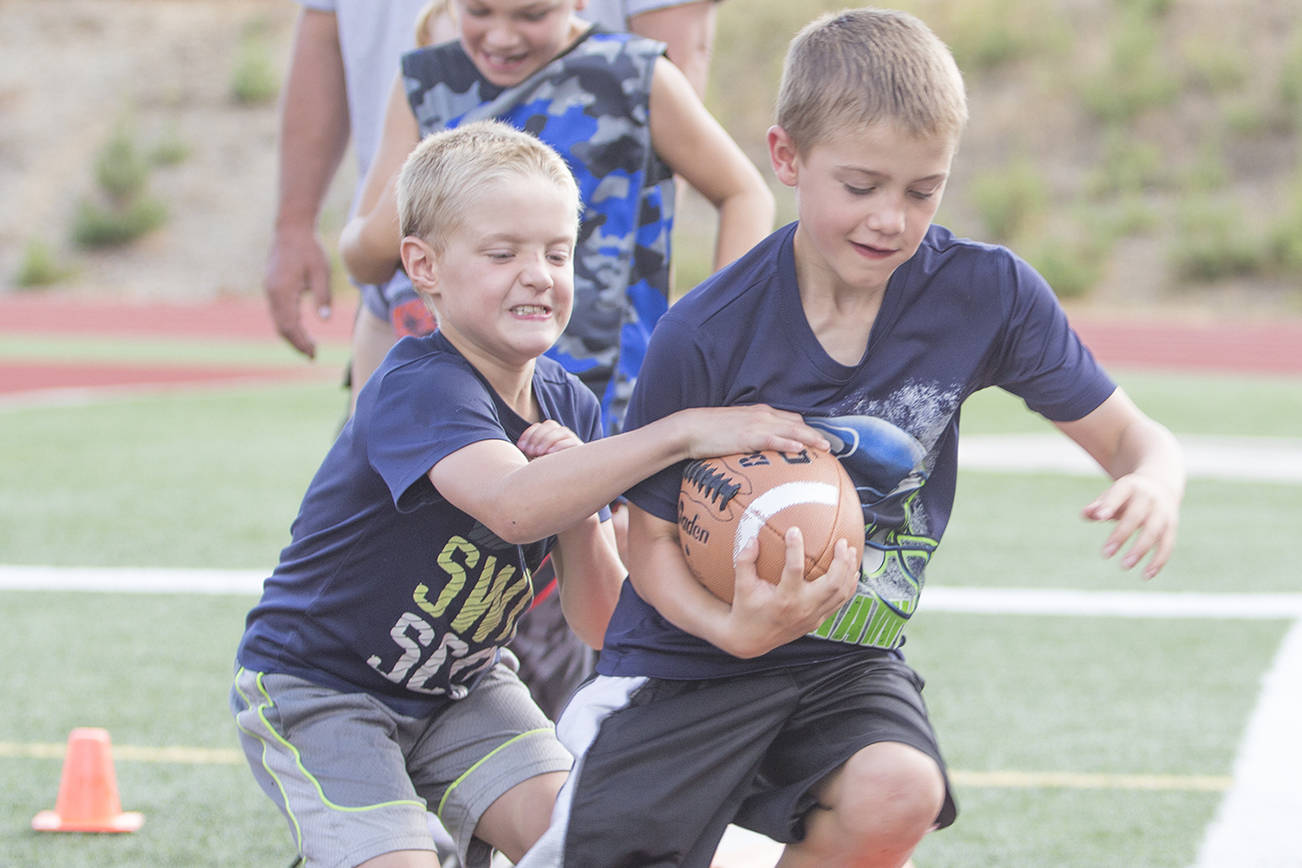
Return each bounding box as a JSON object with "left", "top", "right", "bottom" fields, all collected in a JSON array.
[{"left": 523, "top": 653, "right": 957, "bottom": 868}]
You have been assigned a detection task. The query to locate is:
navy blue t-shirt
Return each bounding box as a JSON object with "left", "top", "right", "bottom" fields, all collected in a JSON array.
[
  {"left": 238, "top": 331, "right": 605, "bottom": 717},
  {"left": 598, "top": 222, "right": 1116, "bottom": 679}
]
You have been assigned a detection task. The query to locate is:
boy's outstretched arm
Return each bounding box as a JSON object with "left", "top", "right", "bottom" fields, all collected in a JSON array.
[
  {"left": 430, "top": 405, "right": 829, "bottom": 546},
  {"left": 626, "top": 507, "right": 859, "bottom": 658},
  {"left": 339, "top": 74, "right": 420, "bottom": 286},
  {"left": 1054, "top": 387, "right": 1185, "bottom": 579},
  {"left": 647, "top": 57, "right": 775, "bottom": 270}
]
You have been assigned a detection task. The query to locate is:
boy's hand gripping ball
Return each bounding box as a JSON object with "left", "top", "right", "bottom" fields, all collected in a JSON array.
[{"left": 677, "top": 449, "right": 863, "bottom": 602}]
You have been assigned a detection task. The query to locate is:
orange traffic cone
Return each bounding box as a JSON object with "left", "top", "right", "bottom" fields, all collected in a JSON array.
[{"left": 31, "top": 727, "right": 144, "bottom": 833}]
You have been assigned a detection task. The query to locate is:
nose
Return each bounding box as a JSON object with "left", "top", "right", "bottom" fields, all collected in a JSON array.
[
  {"left": 866, "top": 195, "right": 906, "bottom": 237},
  {"left": 520, "top": 255, "right": 554, "bottom": 290},
  {"left": 483, "top": 21, "right": 519, "bottom": 50}
]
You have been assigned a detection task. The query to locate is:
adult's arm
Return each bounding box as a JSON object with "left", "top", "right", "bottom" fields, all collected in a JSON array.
[{"left": 264, "top": 8, "right": 350, "bottom": 359}]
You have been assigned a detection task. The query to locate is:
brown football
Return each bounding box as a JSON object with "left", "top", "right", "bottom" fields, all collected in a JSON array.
[{"left": 677, "top": 448, "right": 862, "bottom": 603}]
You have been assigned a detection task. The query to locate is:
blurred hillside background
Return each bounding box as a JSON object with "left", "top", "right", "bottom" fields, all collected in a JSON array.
[{"left": 2, "top": 0, "right": 1300, "bottom": 319}]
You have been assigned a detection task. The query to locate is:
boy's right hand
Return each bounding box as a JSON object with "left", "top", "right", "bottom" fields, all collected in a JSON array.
[
  {"left": 718, "top": 528, "right": 858, "bottom": 659},
  {"left": 678, "top": 404, "right": 830, "bottom": 459}
]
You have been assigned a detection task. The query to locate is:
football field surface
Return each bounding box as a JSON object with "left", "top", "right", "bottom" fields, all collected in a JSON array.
[{"left": 2, "top": 293, "right": 1300, "bottom": 866}]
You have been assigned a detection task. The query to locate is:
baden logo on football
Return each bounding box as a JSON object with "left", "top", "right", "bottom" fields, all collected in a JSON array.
[{"left": 677, "top": 449, "right": 862, "bottom": 602}]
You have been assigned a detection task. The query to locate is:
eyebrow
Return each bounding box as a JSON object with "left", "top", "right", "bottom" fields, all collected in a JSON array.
[
  {"left": 838, "top": 167, "right": 949, "bottom": 185},
  {"left": 479, "top": 233, "right": 575, "bottom": 246}
]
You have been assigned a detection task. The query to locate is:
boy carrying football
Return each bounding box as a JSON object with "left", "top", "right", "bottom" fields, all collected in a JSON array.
[{"left": 518, "top": 9, "right": 1184, "bottom": 867}]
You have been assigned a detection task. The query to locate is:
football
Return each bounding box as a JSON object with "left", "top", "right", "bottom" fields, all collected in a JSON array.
[{"left": 677, "top": 448, "right": 863, "bottom": 602}]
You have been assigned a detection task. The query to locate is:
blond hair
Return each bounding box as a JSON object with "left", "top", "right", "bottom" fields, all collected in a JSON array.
[
  {"left": 776, "top": 8, "right": 967, "bottom": 153},
  {"left": 414, "top": 0, "right": 458, "bottom": 48},
  {"left": 397, "top": 120, "right": 581, "bottom": 251}
]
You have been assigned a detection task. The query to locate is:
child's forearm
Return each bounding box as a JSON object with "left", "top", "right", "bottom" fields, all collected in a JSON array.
[
  {"left": 626, "top": 522, "right": 740, "bottom": 648},
  {"left": 1111, "top": 415, "right": 1185, "bottom": 499},
  {"left": 463, "top": 405, "right": 827, "bottom": 545},
  {"left": 439, "top": 405, "right": 827, "bottom": 545},
  {"left": 339, "top": 185, "right": 402, "bottom": 286},
  {"left": 552, "top": 516, "right": 625, "bottom": 647},
  {"left": 483, "top": 416, "right": 698, "bottom": 544}
]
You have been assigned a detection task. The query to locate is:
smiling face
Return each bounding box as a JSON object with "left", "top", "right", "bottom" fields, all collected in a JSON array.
[
  {"left": 421, "top": 172, "right": 578, "bottom": 370},
  {"left": 453, "top": 0, "right": 585, "bottom": 87},
  {"left": 770, "top": 121, "right": 956, "bottom": 301}
]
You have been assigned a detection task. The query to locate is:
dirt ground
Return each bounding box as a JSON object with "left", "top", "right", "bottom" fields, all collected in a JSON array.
[
  {"left": 1, "top": 0, "right": 1299, "bottom": 324},
  {"left": 0, "top": 0, "right": 312, "bottom": 302}
]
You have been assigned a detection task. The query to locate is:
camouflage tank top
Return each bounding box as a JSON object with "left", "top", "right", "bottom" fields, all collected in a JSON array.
[{"left": 402, "top": 29, "right": 674, "bottom": 434}]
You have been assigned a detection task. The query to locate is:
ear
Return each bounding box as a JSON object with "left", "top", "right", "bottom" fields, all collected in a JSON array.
[
  {"left": 767, "top": 125, "right": 800, "bottom": 188},
  {"left": 401, "top": 235, "right": 440, "bottom": 296}
]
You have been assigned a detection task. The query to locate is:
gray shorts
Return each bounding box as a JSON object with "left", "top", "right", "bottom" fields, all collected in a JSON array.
[{"left": 231, "top": 662, "right": 571, "bottom": 868}]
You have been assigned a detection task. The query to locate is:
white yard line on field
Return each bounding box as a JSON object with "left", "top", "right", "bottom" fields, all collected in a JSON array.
[
  {"left": 3, "top": 565, "right": 1300, "bottom": 620},
  {"left": 960, "top": 433, "right": 1302, "bottom": 483},
  {"left": 2, "top": 564, "right": 1297, "bottom": 866},
  {"left": 1191, "top": 618, "right": 1302, "bottom": 868}
]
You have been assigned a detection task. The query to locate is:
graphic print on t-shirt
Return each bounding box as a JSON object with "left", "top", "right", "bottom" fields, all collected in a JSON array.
[
  {"left": 364, "top": 531, "right": 534, "bottom": 698},
  {"left": 806, "top": 410, "right": 942, "bottom": 650}
]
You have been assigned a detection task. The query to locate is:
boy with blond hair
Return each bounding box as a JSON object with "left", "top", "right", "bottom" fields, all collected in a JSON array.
[
  {"left": 232, "top": 120, "right": 849, "bottom": 868},
  {"left": 519, "top": 9, "right": 1184, "bottom": 867}
]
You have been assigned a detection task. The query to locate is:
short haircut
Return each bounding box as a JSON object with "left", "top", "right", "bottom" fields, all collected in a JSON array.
[
  {"left": 397, "top": 119, "right": 581, "bottom": 251},
  {"left": 776, "top": 8, "right": 968, "bottom": 154}
]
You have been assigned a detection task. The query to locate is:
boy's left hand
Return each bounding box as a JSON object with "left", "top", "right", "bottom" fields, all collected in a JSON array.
[
  {"left": 1082, "top": 472, "right": 1180, "bottom": 579},
  {"left": 517, "top": 420, "right": 583, "bottom": 459}
]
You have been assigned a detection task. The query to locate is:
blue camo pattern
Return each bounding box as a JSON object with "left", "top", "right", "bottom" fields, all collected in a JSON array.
[{"left": 399, "top": 31, "right": 674, "bottom": 433}]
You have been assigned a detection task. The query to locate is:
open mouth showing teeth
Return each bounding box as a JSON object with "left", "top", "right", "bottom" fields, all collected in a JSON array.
[{"left": 512, "top": 305, "right": 549, "bottom": 315}]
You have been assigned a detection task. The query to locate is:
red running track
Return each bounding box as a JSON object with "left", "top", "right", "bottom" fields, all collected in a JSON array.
[{"left": 2, "top": 293, "right": 1300, "bottom": 396}]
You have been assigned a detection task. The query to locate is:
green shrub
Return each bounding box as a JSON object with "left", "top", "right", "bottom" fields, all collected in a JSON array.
[
  {"left": 970, "top": 160, "right": 1048, "bottom": 242},
  {"left": 937, "top": 0, "right": 1048, "bottom": 72},
  {"left": 1089, "top": 195, "right": 1160, "bottom": 242},
  {"left": 1223, "top": 98, "right": 1274, "bottom": 136},
  {"left": 1088, "top": 132, "right": 1169, "bottom": 197},
  {"left": 1185, "top": 140, "right": 1230, "bottom": 193},
  {"left": 1281, "top": 31, "right": 1302, "bottom": 107},
  {"left": 1169, "top": 195, "right": 1266, "bottom": 281},
  {"left": 94, "top": 127, "right": 150, "bottom": 204},
  {"left": 72, "top": 196, "right": 167, "bottom": 248},
  {"left": 1017, "top": 213, "right": 1113, "bottom": 300},
  {"left": 1266, "top": 221, "right": 1302, "bottom": 274},
  {"left": 1181, "top": 40, "right": 1247, "bottom": 94},
  {"left": 1281, "top": 31, "right": 1302, "bottom": 129},
  {"left": 149, "top": 127, "right": 191, "bottom": 167},
  {"left": 1022, "top": 235, "right": 1104, "bottom": 299},
  {"left": 230, "top": 33, "right": 280, "bottom": 105},
  {"left": 1079, "top": 10, "right": 1180, "bottom": 123},
  {"left": 13, "top": 239, "right": 74, "bottom": 287},
  {"left": 1265, "top": 174, "right": 1302, "bottom": 274},
  {"left": 1121, "top": 0, "right": 1173, "bottom": 19}
]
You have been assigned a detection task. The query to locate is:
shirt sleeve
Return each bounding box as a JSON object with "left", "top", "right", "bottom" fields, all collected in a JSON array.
[
  {"left": 622, "top": 312, "right": 712, "bottom": 522},
  {"left": 993, "top": 253, "right": 1116, "bottom": 422},
  {"left": 362, "top": 358, "right": 510, "bottom": 512}
]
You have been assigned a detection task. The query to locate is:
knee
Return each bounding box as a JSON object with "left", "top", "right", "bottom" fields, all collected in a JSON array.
[{"left": 827, "top": 742, "right": 945, "bottom": 844}]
